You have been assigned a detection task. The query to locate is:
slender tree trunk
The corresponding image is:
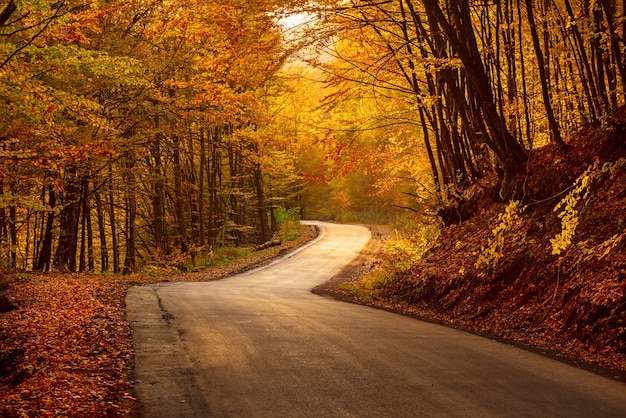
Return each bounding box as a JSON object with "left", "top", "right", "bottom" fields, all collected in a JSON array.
[
  {"left": 78, "top": 175, "right": 90, "bottom": 272},
  {"left": 524, "top": 0, "right": 565, "bottom": 148},
  {"left": 502, "top": 0, "right": 519, "bottom": 136},
  {"left": 592, "top": 4, "right": 610, "bottom": 112},
  {"left": 402, "top": 0, "right": 443, "bottom": 190},
  {"left": 7, "top": 182, "right": 15, "bottom": 268},
  {"left": 418, "top": 107, "right": 441, "bottom": 191},
  {"left": 228, "top": 141, "right": 244, "bottom": 245},
  {"left": 599, "top": 0, "right": 625, "bottom": 104},
  {"left": 207, "top": 128, "right": 223, "bottom": 245},
  {"left": 94, "top": 189, "right": 109, "bottom": 272},
  {"left": 172, "top": 135, "right": 189, "bottom": 253},
  {"left": 252, "top": 153, "right": 270, "bottom": 243},
  {"left": 562, "top": 0, "right": 601, "bottom": 119},
  {"left": 79, "top": 185, "right": 87, "bottom": 272},
  {"left": 108, "top": 163, "right": 120, "bottom": 273},
  {"left": 150, "top": 134, "right": 169, "bottom": 256},
  {"left": 87, "top": 216, "right": 95, "bottom": 271},
  {"left": 85, "top": 184, "right": 94, "bottom": 272},
  {"left": 34, "top": 187, "right": 55, "bottom": 271},
  {"left": 123, "top": 153, "right": 137, "bottom": 275},
  {"left": 198, "top": 129, "right": 207, "bottom": 246},
  {"left": 186, "top": 132, "right": 200, "bottom": 246}
]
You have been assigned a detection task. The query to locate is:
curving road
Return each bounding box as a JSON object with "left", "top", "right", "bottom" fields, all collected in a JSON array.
[{"left": 127, "top": 222, "right": 626, "bottom": 417}]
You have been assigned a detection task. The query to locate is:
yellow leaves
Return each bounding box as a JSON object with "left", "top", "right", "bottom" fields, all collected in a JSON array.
[
  {"left": 550, "top": 158, "right": 626, "bottom": 256},
  {"left": 551, "top": 193, "right": 581, "bottom": 256},
  {"left": 476, "top": 200, "right": 523, "bottom": 270}
]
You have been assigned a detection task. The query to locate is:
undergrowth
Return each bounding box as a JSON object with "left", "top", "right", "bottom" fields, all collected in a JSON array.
[{"left": 341, "top": 223, "right": 439, "bottom": 297}]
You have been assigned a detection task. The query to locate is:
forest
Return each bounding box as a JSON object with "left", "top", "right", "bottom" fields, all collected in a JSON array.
[
  {"left": 0, "top": 0, "right": 624, "bottom": 274},
  {"left": 1, "top": 0, "right": 626, "bottom": 415}
]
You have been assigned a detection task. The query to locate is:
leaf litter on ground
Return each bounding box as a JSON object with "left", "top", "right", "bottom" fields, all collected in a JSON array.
[{"left": 0, "top": 226, "right": 318, "bottom": 417}]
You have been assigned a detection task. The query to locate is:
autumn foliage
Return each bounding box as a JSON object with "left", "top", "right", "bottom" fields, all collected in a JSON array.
[
  {"left": 2, "top": 0, "right": 626, "bottom": 414},
  {"left": 0, "top": 275, "right": 133, "bottom": 416},
  {"left": 0, "top": 0, "right": 319, "bottom": 274}
]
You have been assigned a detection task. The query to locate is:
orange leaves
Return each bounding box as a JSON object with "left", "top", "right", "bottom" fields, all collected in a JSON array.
[{"left": 0, "top": 274, "right": 134, "bottom": 417}]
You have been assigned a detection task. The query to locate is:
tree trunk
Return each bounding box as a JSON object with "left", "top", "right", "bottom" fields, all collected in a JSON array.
[
  {"left": 592, "top": 4, "right": 610, "bottom": 113},
  {"left": 123, "top": 153, "right": 137, "bottom": 275},
  {"left": 228, "top": 141, "right": 245, "bottom": 245},
  {"left": 53, "top": 166, "right": 81, "bottom": 272},
  {"left": 198, "top": 129, "right": 207, "bottom": 246},
  {"left": 252, "top": 160, "right": 270, "bottom": 244},
  {"left": 94, "top": 189, "right": 109, "bottom": 272},
  {"left": 420, "top": 0, "right": 528, "bottom": 192},
  {"left": 599, "top": 0, "right": 626, "bottom": 104},
  {"left": 86, "top": 184, "right": 94, "bottom": 272},
  {"left": 79, "top": 176, "right": 88, "bottom": 272},
  {"left": 150, "top": 134, "right": 169, "bottom": 256},
  {"left": 34, "top": 187, "right": 55, "bottom": 271},
  {"left": 108, "top": 163, "right": 120, "bottom": 273},
  {"left": 207, "top": 127, "right": 223, "bottom": 245},
  {"left": 186, "top": 132, "right": 200, "bottom": 246},
  {"left": 562, "top": 0, "right": 601, "bottom": 120},
  {"left": 172, "top": 135, "right": 189, "bottom": 253},
  {"left": 524, "top": 0, "right": 565, "bottom": 148}
]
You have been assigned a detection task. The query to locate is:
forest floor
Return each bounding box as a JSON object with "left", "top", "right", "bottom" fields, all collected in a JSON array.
[
  {"left": 0, "top": 226, "right": 318, "bottom": 417},
  {"left": 319, "top": 108, "right": 626, "bottom": 384}
]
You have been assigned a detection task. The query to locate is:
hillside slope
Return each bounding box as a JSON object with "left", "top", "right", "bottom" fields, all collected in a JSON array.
[{"left": 335, "top": 108, "right": 626, "bottom": 380}]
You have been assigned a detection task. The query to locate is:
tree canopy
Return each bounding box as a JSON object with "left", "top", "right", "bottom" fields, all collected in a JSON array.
[{"left": 0, "top": 0, "right": 624, "bottom": 272}]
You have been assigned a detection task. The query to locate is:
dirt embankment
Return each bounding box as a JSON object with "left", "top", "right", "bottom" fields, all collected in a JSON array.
[{"left": 317, "top": 110, "right": 626, "bottom": 382}]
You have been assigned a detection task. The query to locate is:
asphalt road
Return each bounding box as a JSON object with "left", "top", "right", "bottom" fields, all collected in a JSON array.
[{"left": 126, "top": 222, "right": 626, "bottom": 418}]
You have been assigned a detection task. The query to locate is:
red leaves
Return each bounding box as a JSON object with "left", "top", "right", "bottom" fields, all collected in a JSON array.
[{"left": 0, "top": 275, "right": 134, "bottom": 417}]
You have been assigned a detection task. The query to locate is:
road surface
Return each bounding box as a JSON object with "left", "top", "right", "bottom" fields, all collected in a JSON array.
[{"left": 126, "top": 222, "right": 626, "bottom": 417}]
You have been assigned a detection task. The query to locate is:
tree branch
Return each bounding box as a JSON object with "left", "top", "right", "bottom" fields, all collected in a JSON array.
[{"left": 0, "top": 0, "right": 16, "bottom": 27}]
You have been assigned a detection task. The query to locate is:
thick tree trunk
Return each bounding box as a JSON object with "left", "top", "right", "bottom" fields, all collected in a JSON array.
[
  {"left": 420, "top": 0, "right": 528, "bottom": 191},
  {"left": 53, "top": 166, "right": 81, "bottom": 272}
]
